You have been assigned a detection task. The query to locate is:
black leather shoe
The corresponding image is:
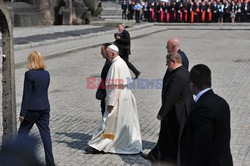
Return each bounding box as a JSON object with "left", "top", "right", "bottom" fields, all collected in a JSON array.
[
  {"left": 84, "top": 147, "right": 103, "bottom": 154},
  {"left": 135, "top": 72, "right": 140, "bottom": 79},
  {"left": 140, "top": 151, "right": 152, "bottom": 160}
]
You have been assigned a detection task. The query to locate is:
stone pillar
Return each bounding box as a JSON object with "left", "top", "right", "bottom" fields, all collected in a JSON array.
[
  {"left": 65, "top": 0, "right": 72, "bottom": 10},
  {"left": 63, "top": 0, "right": 72, "bottom": 24},
  {"left": 0, "top": 0, "right": 17, "bottom": 144},
  {"left": 62, "top": 9, "right": 71, "bottom": 24}
]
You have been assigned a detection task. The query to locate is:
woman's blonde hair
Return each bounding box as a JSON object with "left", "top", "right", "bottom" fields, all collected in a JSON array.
[{"left": 26, "top": 51, "right": 47, "bottom": 70}]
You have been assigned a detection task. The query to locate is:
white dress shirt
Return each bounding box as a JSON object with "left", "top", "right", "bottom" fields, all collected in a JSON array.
[{"left": 194, "top": 88, "right": 212, "bottom": 103}]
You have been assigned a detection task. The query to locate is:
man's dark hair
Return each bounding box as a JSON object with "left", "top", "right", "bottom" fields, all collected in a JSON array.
[
  {"left": 102, "top": 43, "right": 112, "bottom": 49},
  {"left": 190, "top": 64, "right": 212, "bottom": 89}
]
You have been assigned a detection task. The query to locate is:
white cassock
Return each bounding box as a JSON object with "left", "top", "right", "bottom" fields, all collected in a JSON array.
[{"left": 88, "top": 56, "right": 142, "bottom": 154}]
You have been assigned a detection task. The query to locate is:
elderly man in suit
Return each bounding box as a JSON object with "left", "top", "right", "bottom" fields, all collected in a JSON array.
[
  {"left": 180, "top": 64, "right": 233, "bottom": 166},
  {"left": 166, "top": 37, "right": 189, "bottom": 70}
]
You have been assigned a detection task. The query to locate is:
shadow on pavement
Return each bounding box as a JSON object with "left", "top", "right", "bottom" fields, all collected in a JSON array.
[
  {"left": 142, "top": 140, "right": 156, "bottom": 150},
  {"left": 117, "top": 140, "right": 156, "bottom": 165},
  {"left": 55, "top": 132, "right": 92, "bottom": 151},
  {"left": 54, "top": 132, "right": 156, "bottom": 165}
]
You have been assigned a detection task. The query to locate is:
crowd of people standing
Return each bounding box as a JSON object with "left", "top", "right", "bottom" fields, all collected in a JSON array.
[{"left": 122, "top": 0, "right": 250, "bottom": 23}]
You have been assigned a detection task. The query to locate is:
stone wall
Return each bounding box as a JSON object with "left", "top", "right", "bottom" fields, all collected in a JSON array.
[{"left": 3, "top": 0, "right": 101, "bottom": 26}]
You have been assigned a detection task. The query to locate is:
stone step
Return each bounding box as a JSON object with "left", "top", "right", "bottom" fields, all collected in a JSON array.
[
  {"left": 100, "top": 15, "right": 124, "bottom": 19},
  {"left": 101, "top": 9, "right": 123, "bottom": 16},
  {"left": 101, "top": 1, "right": 124, "bottom": 8},
  {"left": 102, "top": 10, "right": 122, "bottom": 12},
  {"left": 101, "top": 12, "right": 122, "bottom": 16}
]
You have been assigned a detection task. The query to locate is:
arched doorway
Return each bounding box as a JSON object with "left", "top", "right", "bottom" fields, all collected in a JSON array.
[{"left": 0, "top": 0, "right": 17, "bottom": 144}]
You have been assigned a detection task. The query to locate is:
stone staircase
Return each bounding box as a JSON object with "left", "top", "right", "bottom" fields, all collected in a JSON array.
[
  {"left": 100, "top": 1, "right": 123, "bottom": 19},
  {"left": 5, "top": 2, "right": 44, "bottom": 27}
]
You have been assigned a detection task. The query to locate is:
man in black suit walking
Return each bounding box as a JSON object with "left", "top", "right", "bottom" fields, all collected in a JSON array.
[
  {"left": 96, "top": 43, "right": 112, "bottom": 116},
  {"left": 180, "top": 64, "right": 233, "bottom": 166},
  {"left": 140, "top": 52, "right": 193, "bottom": 164},
  {"left": 114, "top": 23, "right": 140, "bottom": 79}
]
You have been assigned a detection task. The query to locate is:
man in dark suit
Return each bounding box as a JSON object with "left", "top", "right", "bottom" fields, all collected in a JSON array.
[
  {"left": 242, "top": 0, "right": 250, "bottom": 22},
  {"left": 140, "top": 52, "right": 193, "bottom": 164},
  {"left": 127, "top": 0, "right": 134, "bottom": 20},
  {"left": 18, "top": 51, "right": 55, "bottom": 166},
  {"left": 121, "top": 0, "right": 128, "bottom": 19},
  {"left": 96, "top": 43, "right": 112, "bottom": 116},
  {"left": 114, "top": 23, "right": 140, "bottom": 79},
  {"left": 180, "top": 64, "right": 233, "bottom": 166}
]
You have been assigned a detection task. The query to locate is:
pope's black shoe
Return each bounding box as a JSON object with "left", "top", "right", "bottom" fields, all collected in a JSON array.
[{"left": 84, "top": 147, "right": 103, "bottom": 154}]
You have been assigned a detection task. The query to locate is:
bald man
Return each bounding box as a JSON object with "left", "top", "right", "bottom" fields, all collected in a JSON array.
[{"left": 166, "top": 37, "right": 189, "bottom": 70}]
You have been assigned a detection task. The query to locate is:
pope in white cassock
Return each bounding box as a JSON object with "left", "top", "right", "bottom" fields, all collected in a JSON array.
[{"left": 87, "top": 44, "right": 142, "bottom": 154}]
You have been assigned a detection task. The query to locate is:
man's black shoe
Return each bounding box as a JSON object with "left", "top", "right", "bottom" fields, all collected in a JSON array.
[
  {"left": 140, "top": 151, "right": 152, "bottom": 161},
  {"left": 135, "top": 72, "right": 140, "bottom": 79},
  {"left": 84, "top": 147, "right": 103, "bottom": 154}
]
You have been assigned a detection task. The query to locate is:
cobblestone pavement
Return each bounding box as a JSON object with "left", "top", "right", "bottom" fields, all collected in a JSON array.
[{"left": 0, "top": 27, "right": 250, "bottom": 165}]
